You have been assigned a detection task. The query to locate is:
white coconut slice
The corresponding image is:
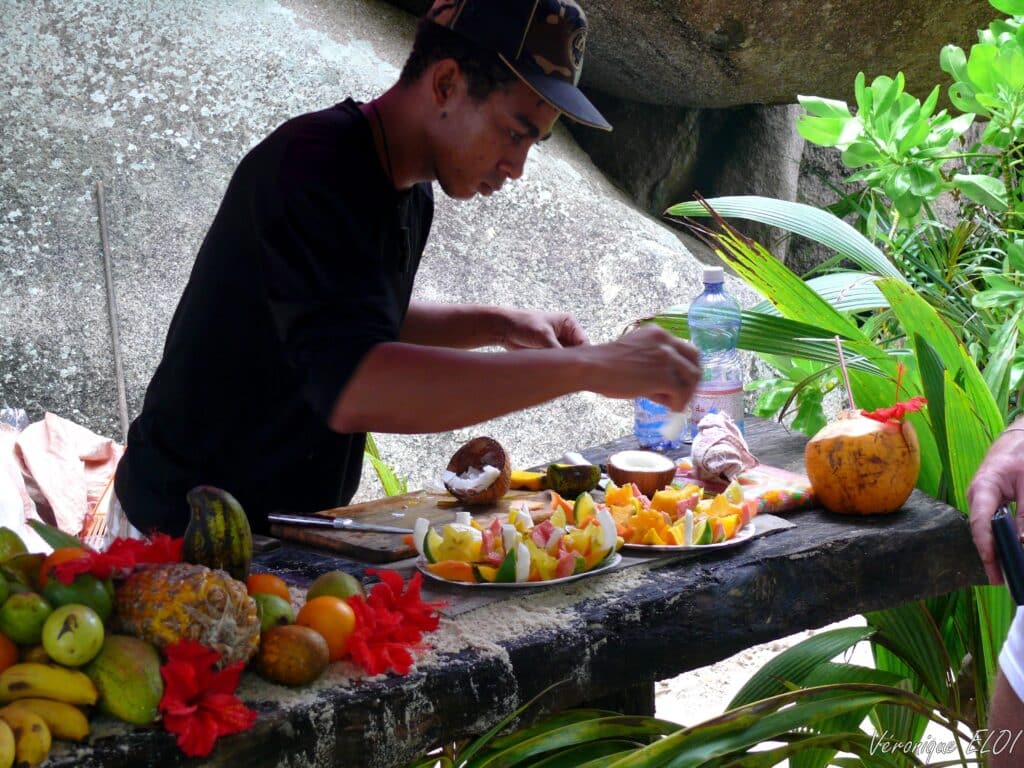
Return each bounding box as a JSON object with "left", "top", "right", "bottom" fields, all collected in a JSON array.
[
  {"left": 596, "top": 507, "right": 618, "bottom": 553},
  {"left": 501, "top": 524, "right": 518, "bottom": 555},
  {"left": 442, "top": 465, "right": 501, "bottom": 493},
  {"left": 453, "top": 511, "right": 473, "bottom": 527},
  {"left": 515, "top": 542, "right": 531, "bottom": 583}
]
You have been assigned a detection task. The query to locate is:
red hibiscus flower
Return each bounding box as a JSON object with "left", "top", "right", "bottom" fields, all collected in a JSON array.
[
  {"left": 52, "top": 534, "right": 183, "bottom": 585},
  {"left": 159, "top": 640, "right": 257, "bottom": 758},
  {"left": 346, "top": 570, "right": 444, "bottom": 676}
]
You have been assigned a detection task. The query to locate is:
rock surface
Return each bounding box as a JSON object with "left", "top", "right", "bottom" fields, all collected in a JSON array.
[
  {"left": 0, "top": 0, "right": 747, "bottom": 501},
  {"left": 385, "top": 0, "right": 993, "bottom": 107}
]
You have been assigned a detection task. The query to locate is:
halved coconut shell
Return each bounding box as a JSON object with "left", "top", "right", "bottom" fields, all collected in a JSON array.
[
  {"left": 445, "top": 437, "right": 512, "bottom": 505},
  {"left": 606, "top": 450, "right": 678, "bottom": 499}
]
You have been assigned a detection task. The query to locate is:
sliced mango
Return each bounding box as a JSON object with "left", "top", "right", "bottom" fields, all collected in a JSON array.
[
  {"left": 427, "top": 560, "right": 476, "bottom": 582},
  {"left": 510, "top": 470, "right": 547, "bottom": 491}
]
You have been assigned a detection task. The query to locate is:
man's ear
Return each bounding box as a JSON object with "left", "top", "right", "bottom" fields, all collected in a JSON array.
[{"left": 430, "top": 58, "right": 462, "bottom": 108}]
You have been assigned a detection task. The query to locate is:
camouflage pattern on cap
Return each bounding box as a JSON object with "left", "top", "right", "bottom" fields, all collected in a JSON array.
[
  {"left": 425, "top": 0, "right": 610, "bottom": 130},
  {"left": 427, "top": 0, "right": 588, "bottom": 88}
]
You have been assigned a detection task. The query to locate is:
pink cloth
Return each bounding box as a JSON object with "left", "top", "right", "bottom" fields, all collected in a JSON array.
[
  {"left": 690, "top": 411, "right": 757, "bottom": 483},
  {"left": 10, "top": 413, "right": 123, "bottom": 536}
]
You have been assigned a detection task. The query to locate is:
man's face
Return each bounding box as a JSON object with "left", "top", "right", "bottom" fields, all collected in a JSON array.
[{"left": 432, "top": 77, "right": 560, "bottom": 200}]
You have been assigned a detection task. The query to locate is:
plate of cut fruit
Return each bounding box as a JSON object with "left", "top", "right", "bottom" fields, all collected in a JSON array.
[
  {"left": 596, "top": 477, "right": 759, "bottom": 553},
  {"left": 412, "top": 506, "right": 623, "bottom": 588}
]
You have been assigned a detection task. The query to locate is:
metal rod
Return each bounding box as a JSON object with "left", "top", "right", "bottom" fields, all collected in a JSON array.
[{"left": 96, "top": 180, "right": 130, "bottom": 443}]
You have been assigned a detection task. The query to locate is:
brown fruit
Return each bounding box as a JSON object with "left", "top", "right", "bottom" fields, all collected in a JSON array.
[
  {"left": 804, "top": 412, "right": 920, "bottom": 515},
  {"left": 444, "top": 437, "right": 512, "bottom": 505},
  {"left": 256, "top": 625, "right": 330, "bottom": 687}
]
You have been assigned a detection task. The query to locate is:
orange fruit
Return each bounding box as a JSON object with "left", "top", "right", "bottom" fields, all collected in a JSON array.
[
  {"left": 246, "top": 573, "right": 292, "bottom": 603},
  {"left": 295, "top": 596, "right": 357, "bottom": 661},
  {"left": 0, "top": 633, "right": 17, "bottom": 674},
  {"left": 39, "top": 547, "right": 91, "bottom": 588}
]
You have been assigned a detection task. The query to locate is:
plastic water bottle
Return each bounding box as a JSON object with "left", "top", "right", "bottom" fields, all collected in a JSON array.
[
  {"left": 633, "top": 396, "right": 686, "bottom": 451},
  {"left": 688, "top": 266, "right": 744, "bottom": 437}
]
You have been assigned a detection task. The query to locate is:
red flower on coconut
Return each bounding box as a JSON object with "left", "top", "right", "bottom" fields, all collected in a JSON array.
[
  {"left": 159, "top": 640, "right": 257, "bottom": 758},
  {"left": 861, "top": 363, "right": 927, "bottom": 423}
]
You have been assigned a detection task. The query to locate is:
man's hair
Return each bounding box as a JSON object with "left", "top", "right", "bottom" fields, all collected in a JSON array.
[{"left": 399, "top": 19, "right": 519, "bottom": 101}]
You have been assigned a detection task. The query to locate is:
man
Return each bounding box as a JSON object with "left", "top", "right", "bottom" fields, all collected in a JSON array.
[
  {"left": 969, "top": 422, "right": 1024, "bottom": 765},
  {"left": 115, "top": 0, "right": 701, "bottom": 536}
]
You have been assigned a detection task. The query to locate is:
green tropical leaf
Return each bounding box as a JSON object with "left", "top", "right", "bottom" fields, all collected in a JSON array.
[
  {"left": 465, "top": 716, "right": 678, "bottom": 768},
  {"left": 364, "top": 433, "right": 408, "bottom": 497},
  {"left": 983, "top": 310, "right": 1022, "bottom": 412},
  {"left": 653, "top": 311, "right": 885, "bottom": 376},
  {"left": 966, "top": 43, "right": 999, "bottom": 92},
  {"left": 990, "top": 0, "right": 1024, "bottom": 15},
  {"left": 877, "top": 280, "right": 1003, "bottom": 442},
  {"left": 798, "top": 95, "right": 853, "bottom": 120},
  {"left": 791, "top": 663, "right": 910, "bottom": 768},
  {"left": 523, "top": 741, "right": 642, "bottom": 768},
  {"left": 943, "top": 373, "right": 996, "bottom": 513},
  {"left": 953, "top": 173, "right": 1009, "bottom": 211},
  {"left": 486, "top": 710, "right": 620, "bottom": 751},
  {"left": 750, "top": 273, "right": 887, "bottom": 316},
  {"left": 916, "top": 336, "right": 953, "bottom": 492},
  {"left": 854, "top": 71, "right": 873, "bottom": 113},
  {"left": 940, "top": 44, "right": 969, "bottom": 82},
  {"left": 729, "top": 627, "right": 874, "bottom": 707},
  {"left": 797, "top": 115, "right": 853, "bottom": 146},
  {"left": 866, "top": 602, "right": 954, "bottom": 706},
  {"left": 664, "top": 196, "right": 905, "bottom": 281}
]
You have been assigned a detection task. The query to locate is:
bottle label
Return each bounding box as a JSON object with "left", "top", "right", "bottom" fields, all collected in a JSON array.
[{"left": 690, "top": 385, "right": 744, "bottom": 432}]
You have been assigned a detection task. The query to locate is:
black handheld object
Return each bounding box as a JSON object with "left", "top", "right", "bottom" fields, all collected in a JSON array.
[{"left": 992, "top": 505, "right": 1024, "bottom": 605}]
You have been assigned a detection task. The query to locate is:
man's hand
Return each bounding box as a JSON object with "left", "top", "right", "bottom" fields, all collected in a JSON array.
[
  {"left": 580, "top": 324, "right": 701, "bottom": 413},
  {"left": 499, "top": 308, "right": 589, "bottom": 350},
  {"left": 968, "top": 422, "right": 1024, "bottom": 584}
]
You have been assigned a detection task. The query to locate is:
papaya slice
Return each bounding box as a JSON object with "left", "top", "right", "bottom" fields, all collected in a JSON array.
[{"left": 426, "top": 560, "right": 476, "bottom": 583}]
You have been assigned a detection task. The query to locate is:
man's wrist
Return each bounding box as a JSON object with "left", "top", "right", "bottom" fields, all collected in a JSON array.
[{"left": 472, "top": 305, "right": 518, "bottom": 347}]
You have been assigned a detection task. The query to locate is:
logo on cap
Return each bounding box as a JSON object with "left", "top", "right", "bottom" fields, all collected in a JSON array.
[{"left": 569, "top": 27, "right": 586, "bottom": 76}]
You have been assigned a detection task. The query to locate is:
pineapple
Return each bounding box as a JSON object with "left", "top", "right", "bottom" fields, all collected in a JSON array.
[{"left": 114, "top": 563, "right": 260, "bottom": 667}]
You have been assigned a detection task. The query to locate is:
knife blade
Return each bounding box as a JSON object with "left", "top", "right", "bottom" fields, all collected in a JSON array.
[{"left": 267, "top": 513, "right": 414, "bottom": 535}]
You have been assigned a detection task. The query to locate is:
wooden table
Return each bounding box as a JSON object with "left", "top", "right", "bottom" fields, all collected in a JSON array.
[{"left": 51, "top": 418, "right": 988, "bottom": 767}]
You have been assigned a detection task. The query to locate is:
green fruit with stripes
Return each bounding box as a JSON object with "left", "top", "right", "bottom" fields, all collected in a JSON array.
[{"left": 182, "top": 486, "right": 253, "bottom": 582}]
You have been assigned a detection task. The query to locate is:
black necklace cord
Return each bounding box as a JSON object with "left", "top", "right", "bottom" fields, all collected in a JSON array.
[{"left": 369, "top": 100, "right": 396, "bottom": 188}]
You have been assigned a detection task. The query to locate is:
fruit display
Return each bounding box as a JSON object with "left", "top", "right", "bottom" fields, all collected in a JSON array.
[
  {"left": 443, "top": 436, "right": 512, "bottom": 504},
  {"left": 114, "top": 563, "right": 261, "bottom": 668},
  {"left": 0, "top": 485, "right": 448, "bottom": 763},
  {"left": 413, "top": 504, "right": 621, "bottom": 584},
  {"left": 805, "top": 398, "right": 924, "bottom": 515}
]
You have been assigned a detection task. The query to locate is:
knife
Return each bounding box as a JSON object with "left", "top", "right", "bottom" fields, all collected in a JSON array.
[{"left": 267, "top": 513, "right": 414, "bottom": 535}]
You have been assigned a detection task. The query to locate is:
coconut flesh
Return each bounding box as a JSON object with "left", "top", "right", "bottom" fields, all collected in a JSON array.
[
  {"left": 607, "top": 450, "right": 678, "bottom": 499},
  {"left": 444, "top": 436, "right": 512, "bottom": 504},
  {"left": 442, "top": 465, "right": 501, "bottom": 493}
]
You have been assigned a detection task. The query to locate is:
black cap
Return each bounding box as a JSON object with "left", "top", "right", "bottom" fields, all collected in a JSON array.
[{"left": 426, "top": 0, "right": 612, "bottom": 131}]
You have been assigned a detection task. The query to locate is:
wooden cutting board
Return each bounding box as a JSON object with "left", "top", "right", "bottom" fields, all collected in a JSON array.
[{"left": 269, "top": 489, "right": 553, "bottom": 563}]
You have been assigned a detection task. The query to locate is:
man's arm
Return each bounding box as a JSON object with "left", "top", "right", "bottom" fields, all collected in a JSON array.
[
  {"left": 331, "top": 324, "right": 698, "bottom": 434},
  {"left": 400, "top": 300, "right": 588, "bottom": 349}
]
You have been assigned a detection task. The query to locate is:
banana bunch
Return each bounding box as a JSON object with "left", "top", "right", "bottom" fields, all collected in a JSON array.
[{"left": 0, "top": 663, "right": 97, "bottom": 767}]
